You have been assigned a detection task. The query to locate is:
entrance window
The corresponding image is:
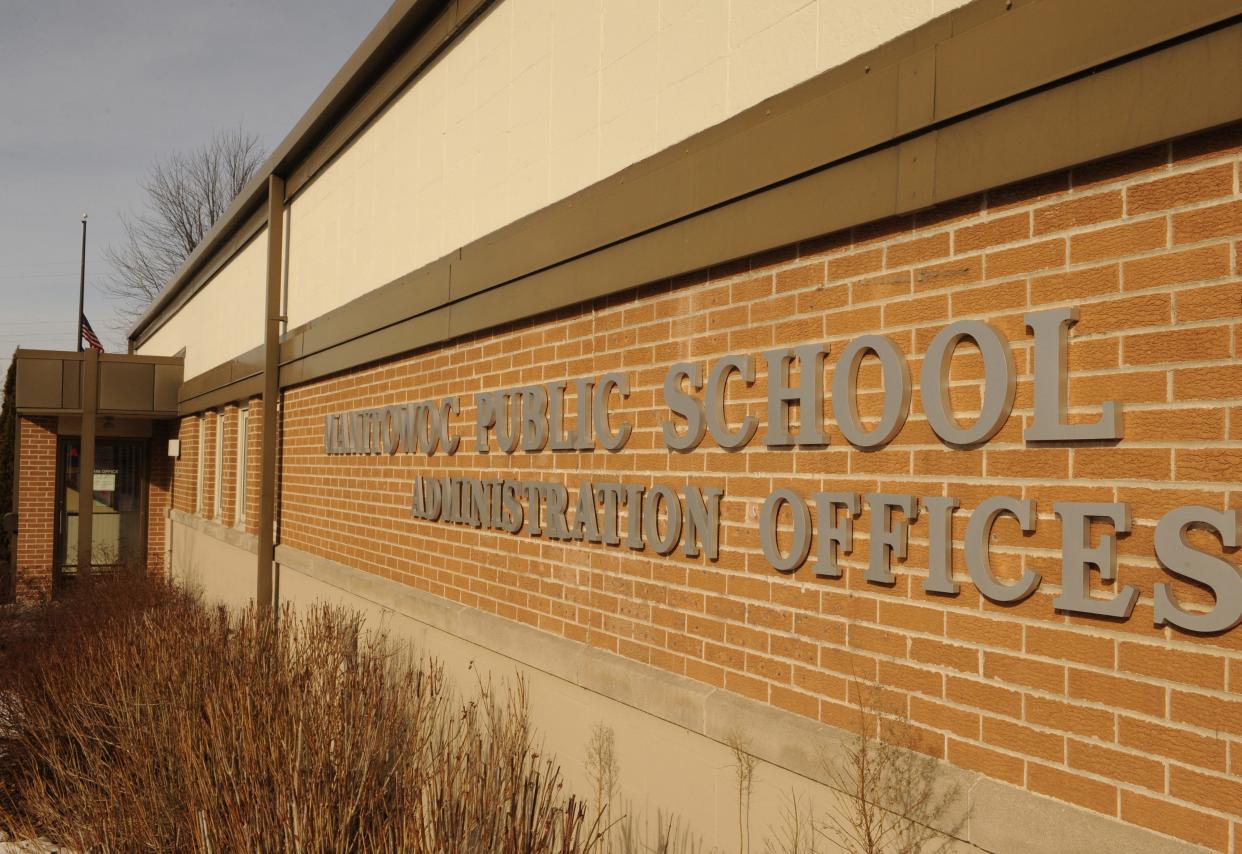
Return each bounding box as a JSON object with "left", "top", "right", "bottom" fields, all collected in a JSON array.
[
  {"left": 213, "top": 411, "right": 223, "bottom": 521},
  {"left": 58, "top": 438, "right": 147, "bottom": 570},
  {"left": 235, "top": 407, "right": 249, "bottom": 528},
  {"left": 196, "top": 416, "right": 206, "bottom": 514}
]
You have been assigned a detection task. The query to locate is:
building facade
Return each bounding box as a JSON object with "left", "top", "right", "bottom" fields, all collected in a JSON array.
[{"left": 12, "top": 0, "right": 1242, "bottom": 850}]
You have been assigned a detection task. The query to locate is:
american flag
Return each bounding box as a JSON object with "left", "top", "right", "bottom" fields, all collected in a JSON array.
[{"left": 80, "top": 314, "right": 104, "bottom": 352}]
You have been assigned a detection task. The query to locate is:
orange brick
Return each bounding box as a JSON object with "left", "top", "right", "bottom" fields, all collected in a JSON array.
[
  {"left": 1072, "top": 447, "right": 1170, "bottom": 481},
  {"left": 828, "top": 248, "right": 883, "bottom": 281},
  {"left": 1175, "top": 448, "right": 1242, "bottom": 484},
  {"left": 1067, "top": 668, "right": 1165, "bottom": 718},
  {"left": 1025, "top": 695, "right": 1114, "bottom": 741},
  {"left": 1173, "top": 364, "right": 1242, "bottom": 401},
  {"left": 1118, "top": 716, "right": 1226, "bottom": 771},
  {"left": 910, "top": 637, "right": 980, "bottom": 674},
  {"left": 1176, "top": 280, "right": 1242, "bottom": 323},
  {"left": 1122, "top": 326, "right": 1231, "bottom": 366},
  {"left": 985, "top": 238, "right": 1065, "bottom": 278},
  {"left": 848, "top": 623, "right": 907, "bottom": 658},
  {"left": 1028, "top": 763, "right": 1117, "bottom": 816},
  {"left": 910, "top": 697, "right": 980, "bottom": 740},
  {"left": 774, "top": 260, "right": 826, "bottom": 293},
  {"left": 1071, "top": 217, "right": 1168, "bottom": 263},
  {"left": 1122, "top": 243, "right": 1231, "bottom": 291},
  {"left": 1126, "top": 407, "right": 1226, "bottom": 442},
  {"left": 946, "top": 675, "right": 1022, "bottom": 718},
  {"left": 983, "top": 652, "right": 1065, "bottom": 693},
  {"left": 1067, "top": 740, "right": 1164, "bottom": 791},
  {"left": 725, "top": 670, "right": 769, "bottom": 703},
  {"left": 879, "top": 660, "right": 943, "bottom": 697},
  {"left": 946, "top": 613, "right": 1022, "bottom": 651},
  {"left": 915, "top": 256, "right": 982, "bottom": 290},
  {"left": 948, "top": 739, "right": 1024, "bottom": 785},
  {"left": 878, "top": 600, "right": 944, "bottom": 636},
  {"left": 1170, "top": 690, "right": 1242, "bottom": 738},
  {"left": 1120, "top": 790, "right": 1230, "bottom": 851},
  {"left": 1169, "top": 765, "right": 1242, "bottom": 818},
  {"left": 1024, "top": 625, "right": 1114, "bottom": 669},
  {"left": 983, "top": 716, "right": 1064, "bottom": 763},
  {"left": 1030, "top": 264, "right": 1119, "bottom": 304},
  {"left": 1034, "top": 190, "right": 1122, "bottom": 234},
  {"left": 954, "top": 212, "right": 1030, "bottom": 253},
  {"left": 1172, "top": 199, "right": 1242, "bottom": 244},
  {"left": 1127, "top": 163, "right": 1234, "bottom": 215},
  {"left": 886, "top": 232, "right": 951, "bottom": 268},
  {"left": 1078, "top": 293, "right": 1170, "bottom": 332},
  {"left": 771, "top": 685, "right": 819, "bottom": 719}
]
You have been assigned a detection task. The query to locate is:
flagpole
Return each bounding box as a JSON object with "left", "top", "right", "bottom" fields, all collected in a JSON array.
[{"left": 77, "top": 214, "right": 87, "bottom": 352}]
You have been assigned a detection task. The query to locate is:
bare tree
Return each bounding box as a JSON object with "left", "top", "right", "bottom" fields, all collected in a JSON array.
[{"left": 104, "top": 127, "right": 265, "bottom": 327}]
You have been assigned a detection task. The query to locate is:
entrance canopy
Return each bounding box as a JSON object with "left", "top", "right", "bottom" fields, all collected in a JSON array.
[
  {"left": 15, "top": 348, "right": 182, "bottom": 418},
  {"left": 14, "top": 348, "right": 183, "bottom": 578}
]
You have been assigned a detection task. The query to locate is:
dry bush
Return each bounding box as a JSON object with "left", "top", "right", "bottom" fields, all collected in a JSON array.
[
  {"left": 586, "top": 723, "right": 620, "bottom": 851},
  {"left": 613, "top": 809, "right": 705, "bottom": 854},
  {"left": 819, "top": 679, "right": 966, "bottom": 854},
  {"left": 726, "top": 730, "right": 758, "bottom": 854},
  {"left": 763, "top": 791, "right": 821, "bottom": 854},
  {"left": 0, "top": 573, "right": 602, "bottom": 852}
]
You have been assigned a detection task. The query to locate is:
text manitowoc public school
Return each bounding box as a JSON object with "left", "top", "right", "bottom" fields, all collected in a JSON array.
[{"left": 323, "top": 309, "right": 1241, "bottom": 634}]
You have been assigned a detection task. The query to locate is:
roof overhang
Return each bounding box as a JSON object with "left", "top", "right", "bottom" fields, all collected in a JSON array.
[{"left": 15, "top": 349, "right": 183, "bottom": 420}]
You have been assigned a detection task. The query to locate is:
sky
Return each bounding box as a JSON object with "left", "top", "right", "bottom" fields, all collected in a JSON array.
[{"left": 0, "top": 0, "right": 394, "bottom": 368}]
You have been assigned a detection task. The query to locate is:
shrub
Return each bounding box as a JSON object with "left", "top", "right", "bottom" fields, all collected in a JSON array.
[{"left": 0, "top": 573, "right": 602, "bottom": 852}]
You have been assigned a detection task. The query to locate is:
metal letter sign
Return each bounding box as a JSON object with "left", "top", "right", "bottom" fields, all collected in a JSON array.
[{"left": 324, "top": 320, "right": 1241, "bottom": 635}]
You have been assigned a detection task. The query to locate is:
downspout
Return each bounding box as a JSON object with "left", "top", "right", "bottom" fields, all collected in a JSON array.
[{"left": 256, "top": 175, "right": 285, "bottom": 610}]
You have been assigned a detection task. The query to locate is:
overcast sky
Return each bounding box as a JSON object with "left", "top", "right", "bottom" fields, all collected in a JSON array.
[{"left": 0, "top": 0, "right": 394, "bottom": 366}]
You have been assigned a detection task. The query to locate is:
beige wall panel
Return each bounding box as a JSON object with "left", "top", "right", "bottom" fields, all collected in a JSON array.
[
  {"left": 138, "top": 233, "right": 267, "bottom": 377},
  {"left": 283, "top": 0, "right": 970, "bottom": 328},
  {"left": 167, "top": 513, "right": 257, "bottom": 611},
  {"left": 272, "top": 548, "right": 1196, "bottom": 854},
  {"left": 276, "top": 559, "right": 893, "bottom": 851}
]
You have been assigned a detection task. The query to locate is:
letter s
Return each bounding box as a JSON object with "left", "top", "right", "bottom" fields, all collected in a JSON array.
[{"left": 1154, "top": 506, "right": 1241, "bottom": 634}]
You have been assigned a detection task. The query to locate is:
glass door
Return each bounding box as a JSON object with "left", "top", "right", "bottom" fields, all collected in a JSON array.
[{"left": 58, "top": 438, "right": 147, "bottom": 571}]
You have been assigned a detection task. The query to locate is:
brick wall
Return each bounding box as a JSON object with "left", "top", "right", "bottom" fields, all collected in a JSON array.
[
  {"left": 173, "top": 414, "right": 198, "bottom": 516},
  {"left": 147, "top": 425, "right": 173, "bottom": 576},
  {"left": 175, "top": 400, "right": 264, "bottom": 536},
  {"left": 245, "top": 400, "right": 263, "bottom": 536},
  {"left": 220, "top": 406, "right": 237, "bottom": 527},
  {"left": 204, "top": 411, "right": 219, "bottom": 522},
  {"left": 14, "top": 416, "right": 57, "bottom": 604},
  {"left": 176, "top": 122, "right": 1242, "bottom": 849}
]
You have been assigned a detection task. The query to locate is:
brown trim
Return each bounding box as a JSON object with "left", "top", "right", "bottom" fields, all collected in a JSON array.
[
  {"left": 257, "top": 175, "right": 286, "bottom": 609},
  {"left": 131, "top": 0, "right": 1242, "bottom": 352},
  {"left": 177, "top": 375, "right": 264, "bottom": 417},
  {"left": 130, "top": 0, "right": 496, "bottom": 348},
  {"left": 167, "top": 12, "right": 1242, "bottom": 411}
]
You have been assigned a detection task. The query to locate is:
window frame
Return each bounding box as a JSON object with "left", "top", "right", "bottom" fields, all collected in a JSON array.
[
  {"left": 212, "top": 411, "right": 224, "bottom": 521},
  {"left": 195, "top": 416, "right": 206, "bottom": 514},
  {"left": 235, "top": 406, "right": 249, "bottom": 529}
]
